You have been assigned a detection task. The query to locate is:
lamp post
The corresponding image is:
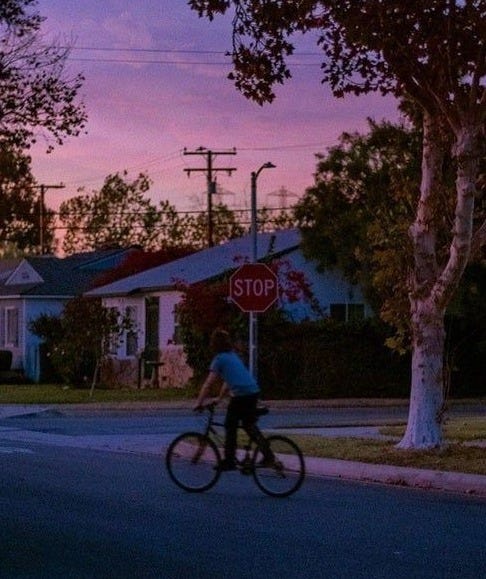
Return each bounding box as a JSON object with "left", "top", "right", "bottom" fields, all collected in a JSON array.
[{"left": 249, "top": 162, "right": 276, "bottom": 378}]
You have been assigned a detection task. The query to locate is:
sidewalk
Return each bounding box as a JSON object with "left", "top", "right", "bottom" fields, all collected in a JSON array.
[{"left": 0, "top": 402, "right": 485, "bottom": 498}]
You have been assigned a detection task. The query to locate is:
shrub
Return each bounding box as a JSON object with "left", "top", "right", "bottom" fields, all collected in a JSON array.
[
  {"left": 258, "top": 319, "right": 411, "bottom": 399},
  {"left": 29, "top": 297, "right": 132, "bottom": 388}
]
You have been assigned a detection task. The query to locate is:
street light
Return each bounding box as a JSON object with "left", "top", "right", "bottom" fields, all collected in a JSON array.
[
  {"left": 249, "top": 162, "right": 276, "bottom": 378},
  {"left": 250, "top": 162, "right": 276, "bottom": 263}
]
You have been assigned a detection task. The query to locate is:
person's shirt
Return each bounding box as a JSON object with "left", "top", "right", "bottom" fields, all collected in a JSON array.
[{"left": 210, "top": 351, "right": 259, "bottom": 396}]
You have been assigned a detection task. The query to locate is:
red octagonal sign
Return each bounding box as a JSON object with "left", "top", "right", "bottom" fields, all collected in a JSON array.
[{"left": 229, "top": 263, "right": 279, "bottom": 313}]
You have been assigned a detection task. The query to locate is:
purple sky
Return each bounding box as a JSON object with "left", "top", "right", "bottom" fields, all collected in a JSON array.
[{"left": 31, "top": 1, "right": 399, "bottom": 215}]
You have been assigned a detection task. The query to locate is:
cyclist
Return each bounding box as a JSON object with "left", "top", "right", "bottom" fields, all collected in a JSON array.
[{"left": 194, "top": 328, "right": 273, "bottom": 471}]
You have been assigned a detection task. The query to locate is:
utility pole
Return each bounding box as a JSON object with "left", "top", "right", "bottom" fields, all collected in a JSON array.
[
  {"left": 33, "top": 183, "right": 65, "bottom": 254},
  {"left": 183, "top": 147, "right": 237, "bottom": 247},
  {"left": 267, "top": 186, "right": 299, "bottom": 209}
]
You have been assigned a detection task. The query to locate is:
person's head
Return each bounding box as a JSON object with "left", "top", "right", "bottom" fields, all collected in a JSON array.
[{"left": 210, "top": 329, "right": 233, "bottom": 354}]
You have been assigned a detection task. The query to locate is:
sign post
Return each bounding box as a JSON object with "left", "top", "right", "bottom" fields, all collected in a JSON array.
[{"left": 229, "top": 263, "right": 279, "bottom": 376}]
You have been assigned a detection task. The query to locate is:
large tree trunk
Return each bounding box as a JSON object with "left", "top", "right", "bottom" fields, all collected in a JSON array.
[
  {"left": 398, "top": 114, "right": 479, "bottom": 450},
  {"left": 397, "top": 300, "right": 445, "bottom": 448},
  {"left": 398, "top": 114, "right": 445, "bottom": 449}
]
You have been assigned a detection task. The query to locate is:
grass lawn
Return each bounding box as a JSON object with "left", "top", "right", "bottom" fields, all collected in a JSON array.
[
  {"left": 291, "top": 418, "right": 486, "bottom": 476},
  {"left": 0, "top": 384, "right": 198, "bottom": 405}
]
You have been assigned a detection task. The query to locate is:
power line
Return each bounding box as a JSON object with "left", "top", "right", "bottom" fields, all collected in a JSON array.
[
  {"left": 64, "top": 45, "right": 321, "bottom": 57},
  {"left": 52, "top": 206, "right": 292, "bottom": 218},
  {"left": 69, "top": 57, "right": 233, "bottom": 65},
  {"left": 65, "top": 46, "right": 225, "bottom": 54},
  {"left": 49, "top": 206, "right": 294, "bottom": 231},
  {"left": 68, "top": 57, "right": 320, "bottom": 67},
  {"left": 65, "top": 46, "right": 322, "bottom": 67},
  {"left": 46, "top": 139, "right": 328, "bottom": 192}
]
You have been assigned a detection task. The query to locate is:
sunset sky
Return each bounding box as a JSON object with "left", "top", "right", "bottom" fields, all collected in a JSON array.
[{"left": 31, "top": 1, "right": 400, "bottom": 216}]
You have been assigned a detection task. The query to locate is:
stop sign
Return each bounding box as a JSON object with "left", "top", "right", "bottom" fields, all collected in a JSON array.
[{"left": 229, "top": 263, "right": 279, "bottom": 312}]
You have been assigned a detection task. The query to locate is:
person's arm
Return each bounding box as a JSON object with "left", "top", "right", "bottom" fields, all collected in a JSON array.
[{"left": 194, "top": 370, "right": 219, "bottom": 410}]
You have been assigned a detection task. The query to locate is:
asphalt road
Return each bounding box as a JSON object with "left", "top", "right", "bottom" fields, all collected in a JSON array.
[
  {"left": 2, "top": 402, "right": 484, "bottom": 438},
  {"left": 1, "top": 442, "right": 485, "bottom": 578}
]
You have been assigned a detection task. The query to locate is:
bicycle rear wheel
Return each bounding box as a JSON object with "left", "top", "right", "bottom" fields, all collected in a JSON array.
[
  {"left": 165, "top": 432, "right": 221, "bottom": 492},
  {"left": 252, "top": 435, "right": 305, "bottom": 497}
]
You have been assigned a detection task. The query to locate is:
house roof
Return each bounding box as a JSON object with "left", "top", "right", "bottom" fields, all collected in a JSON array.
[
  {"left": 0, "top": 259, "right": 21, "bottom": 281},
  {"left": 86, "top": 229, "right": 301, "bottom": 298},
  {"left": 0, "top": 248, "right": 135, "bottom": 298}
]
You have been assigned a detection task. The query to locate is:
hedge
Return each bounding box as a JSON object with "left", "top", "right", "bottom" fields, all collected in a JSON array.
[{"left": 257, "top": 319, "right": 411, "bottom": 399}]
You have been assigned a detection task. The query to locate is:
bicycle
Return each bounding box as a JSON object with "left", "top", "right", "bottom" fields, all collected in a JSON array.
[{"left": 165, "top": 401, "right": 305, "bottom": 498}]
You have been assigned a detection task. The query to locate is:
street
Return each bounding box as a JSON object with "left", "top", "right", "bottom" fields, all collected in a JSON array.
[
  {"left": 4, "top": 401, "right": 485, "bottom": 436},
  {"left": 0, "top": 408, "right": 485, "bottom": 578}
]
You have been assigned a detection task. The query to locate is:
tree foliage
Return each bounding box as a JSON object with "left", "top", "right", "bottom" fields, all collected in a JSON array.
[
  {"left": 188, "top": 0, "right": 485, "bottom": 448},
  {"left": 59, "top": 170, "right": 297, "bottom": 253},
  {"left": 0, "top": 145, "right": 55, "bottom": 253},
  {"left": 296, "top": 119, "right": 484, "bottom": 359},
  {"left": 189, "top": 1, "right": 484, "bottom": 111},
  {"left": 0, "top": 0, "right": 86, "bottom": 150},
  {"left": 296, "top": 119, "right": 442, "bottom": 349},
  {"left": 60, "top": 172, "right": 161, "bottom": 253},
  {"left": 29, "top": 297, "right": 132, "bottom": 389}
]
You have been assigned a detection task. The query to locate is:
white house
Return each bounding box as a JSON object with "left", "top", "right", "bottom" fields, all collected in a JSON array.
[{"left": 86, "top": 229, "right": 371, "bottom": 388}]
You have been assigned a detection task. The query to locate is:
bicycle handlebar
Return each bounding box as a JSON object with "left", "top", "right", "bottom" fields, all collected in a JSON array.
[
  {"left": 194, "top": 400, "right": 269, "bottom": 417},
  {"left": 193, "top": 400, "right": 218, "bottom": 413}
]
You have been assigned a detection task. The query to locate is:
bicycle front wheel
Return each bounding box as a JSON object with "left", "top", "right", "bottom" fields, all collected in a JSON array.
[
  {"left": 252, "top": 435, "right": 305, "bottom": 498},
  {"left": 165, "top": 432, "right": 221, "bottom": 493}
]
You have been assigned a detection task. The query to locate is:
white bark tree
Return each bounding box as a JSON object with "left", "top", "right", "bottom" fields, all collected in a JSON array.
[{"left": 188, "top": 0, "right": 485, "bottom": 448}]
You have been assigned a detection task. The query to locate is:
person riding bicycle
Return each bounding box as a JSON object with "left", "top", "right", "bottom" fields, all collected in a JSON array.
[{"left": 194, "top": 328, "right": 274, "bottom": 471}]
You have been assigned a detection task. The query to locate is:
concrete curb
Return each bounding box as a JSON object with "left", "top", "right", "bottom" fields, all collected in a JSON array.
[{"left": 304, "top": 456, "right": 486, "bottom": 497}]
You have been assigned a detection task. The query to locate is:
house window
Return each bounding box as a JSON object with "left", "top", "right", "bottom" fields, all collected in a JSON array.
[
  {"left": 329, "top": 303, "right": 346, "bottom": 322},
  {"left": 125, "top": 306, "right": 138, "bottom": 356},
  {"left": 5, "top": 307, "right": 19, "bottom": 347},
  {"left": 330, "top": 303, "right": 365, "bottom": 323}
]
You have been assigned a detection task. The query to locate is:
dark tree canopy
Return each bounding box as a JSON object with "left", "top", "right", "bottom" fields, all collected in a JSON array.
[
  {"left": 295, "top": 119, "right": 466, "bottom": 348},
  {"left": 0, "top": 0, "right": 86, "bottom": 150},
  {"left": 189, "top": 1, "right": 484, "bottom": 114},
  {"left": 188, "top": 0, "right": 485, "bottom": 448},
  {"left": 0, "top": 145, "right": 55, "bottom": 253}
]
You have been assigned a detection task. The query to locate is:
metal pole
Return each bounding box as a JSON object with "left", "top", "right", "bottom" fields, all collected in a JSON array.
[
  {"left": 183, "top": 147, "right": 237, "bottom": 248},
  {"left": 248, "top": 163, "right": 275, "bottom": 379},
  {"left": 249, "top": 172, "right": 257, "bottom": 378},
  {"left": 35, "top": 183, "right": 65, "bottom": 254},
  {"left": 39, "top": 185, "right": 45, "bottom": 254},
  {"left": 251, "top": 171, "right": 258, "bottom": 263},
  {"left": 207, "top": 153, "right": 214, "bottom": 247}
]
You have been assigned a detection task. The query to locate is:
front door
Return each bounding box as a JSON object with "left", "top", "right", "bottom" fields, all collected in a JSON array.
[{"left": 144, "top": 297, "right": 159, "bottom": 364}]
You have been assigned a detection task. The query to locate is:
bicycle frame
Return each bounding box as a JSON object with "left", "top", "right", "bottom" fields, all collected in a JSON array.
[
  {"left": 197, "top": 402, "right": 259, "bottom": 472},
  {"left": 166, "top": 401, "right": 306, "bottom": 497}
]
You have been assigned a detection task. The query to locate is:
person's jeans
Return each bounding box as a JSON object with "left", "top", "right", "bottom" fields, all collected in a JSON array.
[{"left": 224, "top": 394, "right": 272, "bottom": 463}]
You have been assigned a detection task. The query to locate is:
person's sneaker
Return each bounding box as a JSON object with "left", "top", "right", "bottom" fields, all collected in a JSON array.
[{"left": 215, "top": 459, "right": 237, "bottom": 472}]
